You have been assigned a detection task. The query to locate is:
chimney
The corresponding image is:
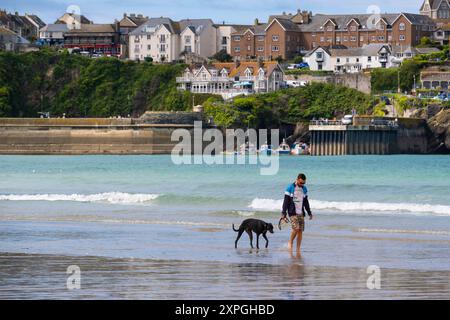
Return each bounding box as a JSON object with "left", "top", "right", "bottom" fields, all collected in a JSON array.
[
  {"left": 123, "top": 13, "right": 127, "bottom": 18},
  {"left": 130, "top": 13, "right": 136, "bottom": 18},
  {"left": 138, "top": 14, "right": 143, "bottom": 18},
  {"left": 254, "top": 18, "right": 259, "bottom": 26}
]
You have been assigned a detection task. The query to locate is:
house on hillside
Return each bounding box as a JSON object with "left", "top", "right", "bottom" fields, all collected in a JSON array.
[{"left": 176, "top": 61, "right": 284, "bottom": 99}]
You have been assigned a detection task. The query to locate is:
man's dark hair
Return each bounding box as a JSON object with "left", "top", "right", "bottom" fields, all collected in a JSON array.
[{"left": 298, "top": 173, "right": 307, "bottom": 180}]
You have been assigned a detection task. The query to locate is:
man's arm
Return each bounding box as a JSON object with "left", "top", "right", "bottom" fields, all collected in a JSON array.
[
  {"left": 303, "top": 196, "right": 313, "bottom": 219},
  {"left": 281, "top": 194, "right": 291, "bottom": 218}
]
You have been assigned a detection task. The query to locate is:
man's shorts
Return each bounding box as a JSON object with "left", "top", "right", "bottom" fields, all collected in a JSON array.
[{"left": 291, "top": 215, "right": 305, "bottom": 232}]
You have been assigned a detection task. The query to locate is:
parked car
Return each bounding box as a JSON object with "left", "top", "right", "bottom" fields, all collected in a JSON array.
[
  {"left": 286, "top": 62, "right": 309, "bottom": 70},
  {"left": 286, "top": 80, "right": 308, "bottom": 88},
  {"left": 341, "top": 115, "right": 353, "bottom": 125},
  {"left": 380, "top": 96, "right": 391, "bottom": 105}
]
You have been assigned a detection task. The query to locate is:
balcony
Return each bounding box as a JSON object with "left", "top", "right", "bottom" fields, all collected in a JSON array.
[{"left": 176, "top": 76, "right": 231, "bottom": 83}]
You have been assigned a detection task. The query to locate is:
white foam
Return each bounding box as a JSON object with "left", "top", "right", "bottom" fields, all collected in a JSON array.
[
  {"left": 0, "top": 192, "right": 159, "bottom": 205},
  {"left": 357, "top": 228, "right": 450, "bottom": 236},
  {"left": 248, "top": 198, "right": 450, "bottom": 216}
]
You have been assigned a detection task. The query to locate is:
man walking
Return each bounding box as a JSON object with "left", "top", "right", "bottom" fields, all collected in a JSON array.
[{"left": 281, "top": 173, "right": 313, "bottom": 254}]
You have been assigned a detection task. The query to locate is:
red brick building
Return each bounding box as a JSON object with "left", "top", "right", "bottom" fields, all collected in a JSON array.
[{"left": 231, "top": 11, "right": 436, "bottom": 61}]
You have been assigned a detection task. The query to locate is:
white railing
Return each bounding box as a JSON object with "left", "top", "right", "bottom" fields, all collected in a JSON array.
[{"left": 176, "top": 77, "right": 231, "bottom": 83}]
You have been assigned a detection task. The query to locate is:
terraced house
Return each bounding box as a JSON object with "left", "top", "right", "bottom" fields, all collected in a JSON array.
[{"left": 231, "top": 9, "right": 437, "bottom": 61}]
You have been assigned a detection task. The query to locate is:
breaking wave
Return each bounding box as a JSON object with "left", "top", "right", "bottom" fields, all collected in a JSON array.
[
  {"left": 248, "top": 198, "right": 450, "bottom": 216},
  {"left": 0, "top": 192, "right": 160, "bottom": 205}
]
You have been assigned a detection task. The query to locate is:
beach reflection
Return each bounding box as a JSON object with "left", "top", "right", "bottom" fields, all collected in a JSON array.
[{"left": 1, "top": 253, "right": 449, "bottom": 300}]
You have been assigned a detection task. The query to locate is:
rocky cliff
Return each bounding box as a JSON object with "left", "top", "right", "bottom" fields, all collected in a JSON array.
[{"left": 427, "top": 109, "right": 450, "bottom": 153}]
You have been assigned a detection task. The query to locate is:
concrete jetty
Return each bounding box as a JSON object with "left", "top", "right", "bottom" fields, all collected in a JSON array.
[{"left": 309, "top": 117, "right": 428, "bottom": 156}]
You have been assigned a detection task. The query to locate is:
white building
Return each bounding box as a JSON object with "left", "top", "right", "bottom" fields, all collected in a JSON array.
[
  {"left": 304, "top": 44, "right": 397, "bottom": 73},
  {"left": 129, "top": 18, "right": 218, "bottom": 62},
  {"left": 39, "top": 24, "right": 68, "bottom": 45},
  {"left": 129, "top": 18, "right": 180, "bottom": 62},
  {"left": 176, "top": 61, "right": 284, "bottom": 99}
]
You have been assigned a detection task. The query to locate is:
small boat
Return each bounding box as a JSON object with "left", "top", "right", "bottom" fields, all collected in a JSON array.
[
  {"left": 291, "top": 142, "right": 310, "bottom": 155},
  {"left": 259, "top": 144, "right": 273, "bottom": 155},
  {"left": 276, "top": 139, "right": 291, "bottom": 155},
  {"left": 238, "top": 142, "right": 257, "bottom": 155}
]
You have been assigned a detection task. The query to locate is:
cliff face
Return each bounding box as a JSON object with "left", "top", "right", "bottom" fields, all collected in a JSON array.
[{"left": 427, "top": 109, "right": 450, "bottom": 153}]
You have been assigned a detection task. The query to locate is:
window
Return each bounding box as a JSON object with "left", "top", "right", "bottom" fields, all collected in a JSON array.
[
  {"left": 350, "top": 36, "right": 356, "bottom": 42},
  {"left": 399, "top": 23, "right": 406, "bottom": 31},
  {"left": 160, "top": 34, "right": 166, "bottom": 43},
  {"left": 371, "top": 36, "right": 376, "bottom": 42},
  {"left": 257, "top": 36, "right": 264, "bottom": 41},
  {"left": 257, "top": 47, "right": 264, "bottom": 52},
  {"left": 247, "top": 46, "right": 251, "bottom": 51},
  {"left": 356, "top": 58, "right": 359, "bottom": 62},
  {"left": 336, "top": 36, "right": 341, "bottom": 42},
  {"left": 221, "top": 36, "right": 227, "bottom": 45},
  {"left": 185, "top": 46, "right": 191, "bottom": 52},
  {"left": 147, "top": 45, "right": 151, "bottom": 50},
  {"left": 368, "top": 56, "right": 372, "bottom": 62},
  {"left": 378, "top": 36, "right": 385, "bottom": 41},
  {"left": 234, "top": 46, "right": 240, "bottom": 52},
  {"left": 388, "top": 35, "right": 392, "bottom": 41},
  {"left": 337, "top": 58, "right": 341, "bottom": 63},
  {"left": 360, "top": 36, "right": 364, "bottom": 42},
  {"left": 350, "top": 26, "right": 357, "bottom": 32},
  {"left": 346, "top": 58, "right": 350, "bottom": 63},
  {"left": 147, "top": 35, "right": 151, "bottom": 40},
  {"left": 160, "top": 44, "right": 166, "bottom": 52},
  {"left": 343, "top": 36, "right": 348, "bottom": 42},
  {"left": 233, "top": 36, "right": 241, "bottom": 41},
  {"left": 185, "top": 35, "right": 191, "bottom": 44},
  {"left": 327, "top": 37, "right": 332, "bottom": 42},
  {"left": 399, "top": 35, "right": 406, "bottom": 41},
  {"left": 327, "top": 26, "right": 333, "bottom": 32},
  {"left": 316, "top": 52, "right": 323, "bottom": 59},
  {"left": 272, "top": 45, "right": 279, "bottom": 52},
  {"left": 320, "top": 37, "right": 325, "bottom": 42},
  {"left": 272, "top": 35, "right": 279, "bottom": 41}
]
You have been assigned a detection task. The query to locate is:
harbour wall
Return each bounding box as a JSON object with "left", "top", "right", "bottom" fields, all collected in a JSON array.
[{"left": 0, "top": 115, "right": 203, "bottom": 155}]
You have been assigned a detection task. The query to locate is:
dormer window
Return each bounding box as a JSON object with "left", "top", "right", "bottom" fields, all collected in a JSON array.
[
  {"left": 221, "top": 69, "right": 228, "bottom": 77},
  {"left": 244, "top": 69, "right": 252, "bottom": 77}
]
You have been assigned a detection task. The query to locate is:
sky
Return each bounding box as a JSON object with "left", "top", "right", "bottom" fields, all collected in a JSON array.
[{"left": 1, "top": 0, "right": 425, "bottom": 24}]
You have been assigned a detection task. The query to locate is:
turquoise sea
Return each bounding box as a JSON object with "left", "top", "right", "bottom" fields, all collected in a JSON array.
[{"left": 1, "top": 155, "right": 450, "bottom": 299}]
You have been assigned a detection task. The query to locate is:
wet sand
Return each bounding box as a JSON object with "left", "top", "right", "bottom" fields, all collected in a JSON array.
[{"left": 1, "top": 253, "right": 449, "bottom": 300}]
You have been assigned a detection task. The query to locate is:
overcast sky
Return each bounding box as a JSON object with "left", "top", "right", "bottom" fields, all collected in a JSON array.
[{"left": 1, "top": 0, "right": 424, "bottom": 24}]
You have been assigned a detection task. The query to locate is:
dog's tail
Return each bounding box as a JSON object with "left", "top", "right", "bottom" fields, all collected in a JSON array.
[{"left": 232, "top": 224, "right": 239, "bottom": 232}]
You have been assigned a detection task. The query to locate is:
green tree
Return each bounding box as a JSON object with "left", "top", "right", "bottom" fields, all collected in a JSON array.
[{"left": 210, "top": 49, "right": 233, "bottom": 62}]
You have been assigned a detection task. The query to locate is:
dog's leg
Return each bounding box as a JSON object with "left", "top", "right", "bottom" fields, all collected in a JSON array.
[
  {"left": 256, "top": 234, "right": 260, "bottom": 249},
  {"left": 263, "top": 233, "right": 269, "bottom": 248},
  {"left": 245, "top": 230, "right": 253, "bottom": 249},
  {"left": 235, "top": 229, "right": 244, "bottom": 249}
]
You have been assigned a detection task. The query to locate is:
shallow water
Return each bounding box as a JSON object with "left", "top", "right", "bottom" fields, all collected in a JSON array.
[{"left": 0, "top": 155, "right": 449, "bottom": 299}]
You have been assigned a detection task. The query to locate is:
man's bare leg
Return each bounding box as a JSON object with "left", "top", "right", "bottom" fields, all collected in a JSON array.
[
  {"left": 296, "top": 230, "right": 303, "bottom": 254},
  {"left": 288, "top": 229, "right": 297, "bottom": 250}
]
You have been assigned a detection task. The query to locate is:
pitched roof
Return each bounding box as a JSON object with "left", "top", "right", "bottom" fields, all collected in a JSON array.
[
  {"left": 179, "top": 19, "right": 214, "bottom": 35},
  {"left": 65, "top": 24, "right": 117, "bottom": 34},
  {"left": 268, "top": 18, "right": 301, "bottom": 32},
  {"left": 211, "top": 61, "right": 281, "bottom": 77},
  {"left": 40, "top": 24, "right": 69, "bottom": 32},
  {"left": 298, "top": 13, "right": 435, "bottom": 33},
  {"left": 0, "top": 26, "right": 17, "bottom": 36},
  {"left": 305, "top": 44, "right": 392, "bottom": 57},
  {"left": 130, "top": 17, "right": 179, "bottom": 35},
  {"left": 26, "top": 15, "right": 46, "bottom": 28}
]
